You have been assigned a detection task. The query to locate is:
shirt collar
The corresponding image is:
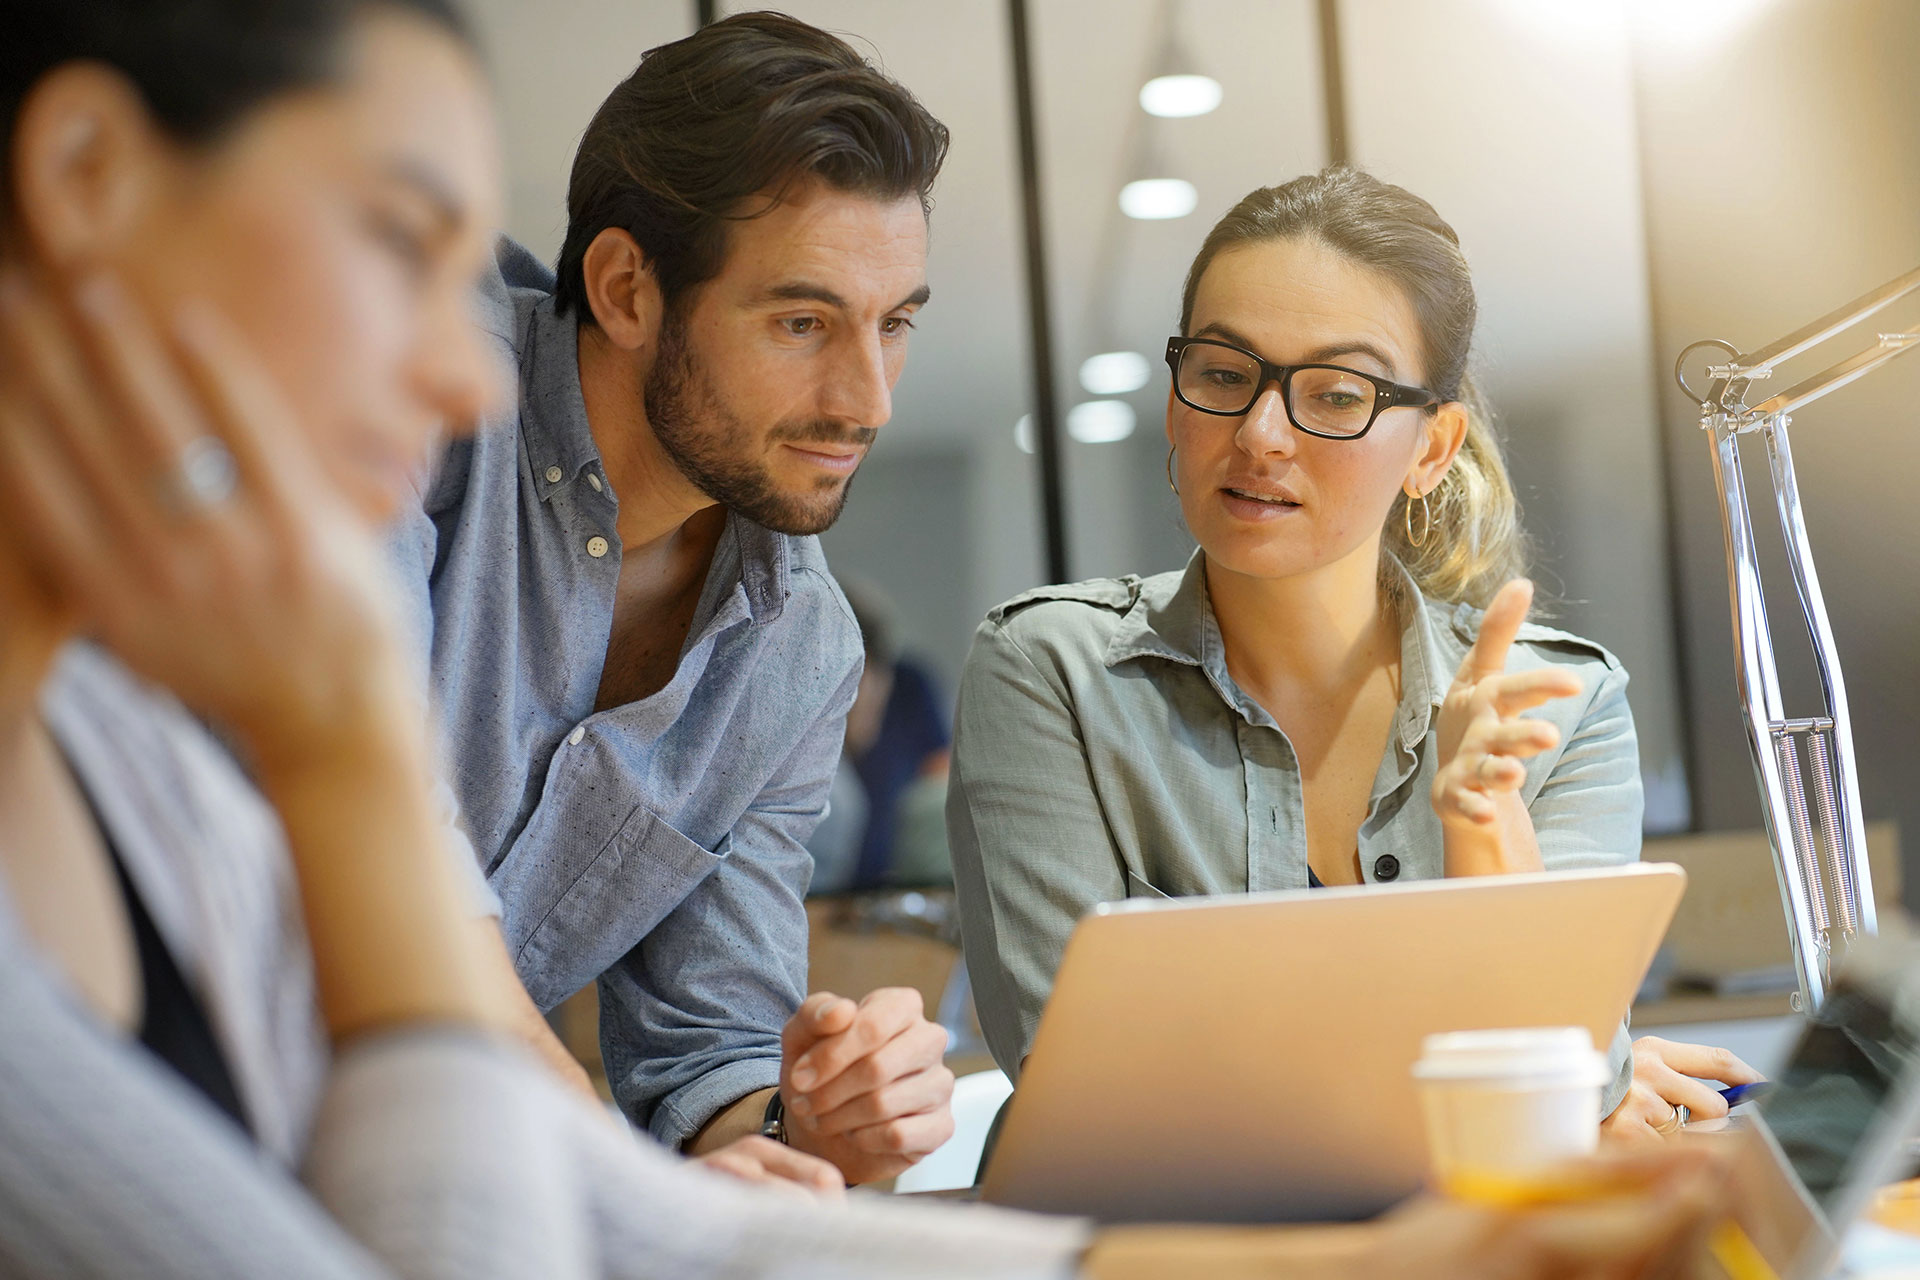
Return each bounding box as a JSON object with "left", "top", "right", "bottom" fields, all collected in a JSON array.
[
  {"left": 1103, "top": 549, "right": 1262, "bottom": 724},
  {"left": 1387, "top": 556, "right": 1463, "bottom": 754},
  {"left": 517, "top": 295, "right": 603, "bottom": 503},
  {"left": 725, "top": 511, "right": 793, "bottom": 626},
  {"left": 1104, "top": 548, "right": 1209, "bottom": 669},
  {"left": 1104, "top": 547, "right": 1463, "bottom": 748}
]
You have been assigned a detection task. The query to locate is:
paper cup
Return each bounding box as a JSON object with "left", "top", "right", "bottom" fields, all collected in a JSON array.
[{"left": 1413, "top": 1027, "right": 1612, "bottom": 1205}]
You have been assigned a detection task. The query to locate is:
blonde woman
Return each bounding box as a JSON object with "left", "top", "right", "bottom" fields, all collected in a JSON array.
[{"left": 949, "top": 166, "right": 1758, "bottom": 1142}]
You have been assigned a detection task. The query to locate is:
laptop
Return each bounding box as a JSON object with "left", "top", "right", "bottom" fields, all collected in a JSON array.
[
  {"left": 981, "top": 862, "right": 1686, "bottom": 1223},
  {"left": 1715, "top": 931, "right": 1920, "bottom": 1279}
]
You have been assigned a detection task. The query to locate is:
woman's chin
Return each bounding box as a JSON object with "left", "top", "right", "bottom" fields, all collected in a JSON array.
[{"left": 1194, "top": 522, "right": 1324, "bottom": 583}]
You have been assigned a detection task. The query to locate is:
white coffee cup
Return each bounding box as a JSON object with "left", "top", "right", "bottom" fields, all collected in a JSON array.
[{"left": 1412, "top": 1026, "right": 1612, "bottom": 1204}]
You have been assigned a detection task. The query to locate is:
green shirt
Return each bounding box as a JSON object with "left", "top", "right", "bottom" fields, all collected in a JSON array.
[{"left": 947, "top": 551, "right": 1640, "bottom": 1110}]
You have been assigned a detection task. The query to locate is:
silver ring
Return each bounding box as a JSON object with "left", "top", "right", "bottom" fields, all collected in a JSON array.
[
  {"left": 1476, "top": 754, "right": 1499, "bottom": 783},
  {"left": 1653, "top": 1102, "right": 1689, "bottom": 1135},
  {"left": 159, "top": 437, "right": 237, "bottom": 515}
]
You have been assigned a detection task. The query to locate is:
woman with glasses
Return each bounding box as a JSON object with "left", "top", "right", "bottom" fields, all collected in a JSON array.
[{"left": 949, "top": 166, "right": 1757, "bottom": 1142}]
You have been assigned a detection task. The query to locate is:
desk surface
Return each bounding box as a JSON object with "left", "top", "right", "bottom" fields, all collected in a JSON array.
[{"left": 1632, "top": 991, "right": 1796, "bottom": 1027}]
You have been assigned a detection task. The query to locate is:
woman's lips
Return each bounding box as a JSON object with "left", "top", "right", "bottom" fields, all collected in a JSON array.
[{"left": 1219, "top": 486, "right": 1303, "bottom": 522}]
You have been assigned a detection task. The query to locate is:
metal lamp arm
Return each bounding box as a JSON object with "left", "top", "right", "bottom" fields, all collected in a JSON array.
[{"left": 1675, "top": 264, "right": 1917, "bottom": 1010}]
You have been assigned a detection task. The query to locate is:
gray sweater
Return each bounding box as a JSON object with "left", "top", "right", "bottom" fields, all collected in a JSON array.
[{"left": 0, "top": 645, "right": 1087, "bottom": 1279}]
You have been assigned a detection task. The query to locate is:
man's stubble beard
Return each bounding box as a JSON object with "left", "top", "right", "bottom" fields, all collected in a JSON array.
[{"left": 643, "top": 309, "right": 872, "bottom": 537}]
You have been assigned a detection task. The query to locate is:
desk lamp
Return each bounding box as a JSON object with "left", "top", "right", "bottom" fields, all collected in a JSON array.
[{"left": 1674, "top": 266, "right": 1920, "bottom": 1010}]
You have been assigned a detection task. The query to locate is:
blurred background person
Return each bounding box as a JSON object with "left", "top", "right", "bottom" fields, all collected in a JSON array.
[{"left": 810, "top": 576, "right": 956, "bottom": 895}]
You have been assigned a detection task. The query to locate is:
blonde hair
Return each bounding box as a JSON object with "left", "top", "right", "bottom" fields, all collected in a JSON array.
[{"left": 1179, "top": 166, "right": 1527, "bottom": 608}]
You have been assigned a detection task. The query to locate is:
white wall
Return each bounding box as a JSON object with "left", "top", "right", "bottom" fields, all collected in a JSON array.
[
  {"left": 1338, "top": 0, "right": 1690, "bottom": 828},
  {"left": 1633, "top": 0, "right": 1920, "bottom": 899},
  {"left": 462, "top": 1, "right": 693, "bottom": 259}
]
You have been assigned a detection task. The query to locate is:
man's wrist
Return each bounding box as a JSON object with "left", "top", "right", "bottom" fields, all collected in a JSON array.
[{"left": 683, "top": 1085, "right": 779, "bottom": 1155}]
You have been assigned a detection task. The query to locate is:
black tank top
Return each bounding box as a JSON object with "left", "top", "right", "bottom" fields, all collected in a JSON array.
[
  {"left": 69, "top": 771, "right": 255, "bottom": 1140},
  {"left": 104, "top": 845, "right": 252, "bottom": 1136}
]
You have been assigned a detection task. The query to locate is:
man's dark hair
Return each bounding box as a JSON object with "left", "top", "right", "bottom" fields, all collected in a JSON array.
[{"left": 553, "top": 11, "right": 949, "bottom": 321}]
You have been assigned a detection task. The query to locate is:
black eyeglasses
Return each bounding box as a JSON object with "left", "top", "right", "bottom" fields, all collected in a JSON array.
[{"left": 1165, "top": 336, "right": 1443, "bottom": 440}]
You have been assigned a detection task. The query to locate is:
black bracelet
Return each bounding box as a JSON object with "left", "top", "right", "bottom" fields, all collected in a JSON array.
[{"left": 759, "top": 1090, "right": 788, "bottom": 1144}]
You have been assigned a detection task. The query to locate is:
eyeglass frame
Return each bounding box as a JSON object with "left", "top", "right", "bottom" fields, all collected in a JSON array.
[{"left": 1164, "top": 335, "right": 1445, "bottom": 440}]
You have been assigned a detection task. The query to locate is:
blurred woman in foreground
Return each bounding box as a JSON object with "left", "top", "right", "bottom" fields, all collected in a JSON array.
[{"left": 0, "top": 4, "right": 1728, "bottom": 1275}]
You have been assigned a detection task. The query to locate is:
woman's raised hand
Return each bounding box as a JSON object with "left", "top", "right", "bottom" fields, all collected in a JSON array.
[
  {"left": 0, "top": 270, "right": 407, "bottom": 762},
  {"left": 1432, "top": 579, "right": 1584, "bottom": 876}
]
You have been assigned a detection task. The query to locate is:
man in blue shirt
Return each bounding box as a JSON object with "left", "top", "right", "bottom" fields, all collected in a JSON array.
[{"left": 392, "top": 13, "right": 954, "bottom": 1186}]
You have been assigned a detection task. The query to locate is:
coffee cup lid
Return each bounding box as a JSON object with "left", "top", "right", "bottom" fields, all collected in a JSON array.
[{"left": 1412, "top": 1026, "right": 1610, "bottom": 1086}]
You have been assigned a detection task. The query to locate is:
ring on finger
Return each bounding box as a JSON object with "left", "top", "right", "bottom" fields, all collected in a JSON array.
[
  {"left": 1652, "top": 1102, "right": 1689, "bottom": 1135},
  {"left": 1476, "top": 754, "right": 1500, "bottom": 784},
  {"left": 154, "top": 436, "right": 237, "bottom": 516}
]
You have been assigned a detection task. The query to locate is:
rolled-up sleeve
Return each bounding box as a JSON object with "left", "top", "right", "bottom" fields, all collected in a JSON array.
[
  {"left": 306, "top": 1032, "right": 589, "bottom": 1280},
  {"left": 948, "top": 619, "right": 1127, "bottom": 1081},
  {"left": 319, "top": 1028, "right": 1091, "bottom": 1280},
  {"left": 1531, "top": 660, "right": 1643, "bottom": 872},
  {"left": 598, "top": 658, "right": 860, "bottom": 1147}
]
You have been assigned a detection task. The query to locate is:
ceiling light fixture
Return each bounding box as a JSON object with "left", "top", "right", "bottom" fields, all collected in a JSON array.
[
  {"left": 1067, "top": 400, "right": 1137, "bottom": 444},
  {"left": 1119, "top": 177, "right": 1197, "bottom": 220},
  {"left": 1140, "top": 72, "right": 1222, "bottom": 118},
  {"left": 1079, "top": 351, "right": 1152, "bottom": 395}
]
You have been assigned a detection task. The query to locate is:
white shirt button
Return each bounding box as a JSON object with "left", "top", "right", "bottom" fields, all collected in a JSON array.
[
  {"left": 567, "top": 726, "right": 585, "bottom": 746},
  {"left": 545, "top": 465, "right": 563, "bottom": 484},
  {"left": 586, "top": 473, "right": 604, "bottom": 493},
  {"left": 586, "top": 535, "right": 609, "bottom": 558}
]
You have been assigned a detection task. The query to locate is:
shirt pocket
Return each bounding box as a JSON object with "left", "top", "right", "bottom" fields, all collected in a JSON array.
[{"left": 505, "top": 804, "right": 730, "bottom": 1008}]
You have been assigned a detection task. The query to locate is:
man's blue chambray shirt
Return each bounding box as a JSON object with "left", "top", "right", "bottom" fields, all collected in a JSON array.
[{"left": 389, "top": 241, "right": 862, "bottom": 1147}]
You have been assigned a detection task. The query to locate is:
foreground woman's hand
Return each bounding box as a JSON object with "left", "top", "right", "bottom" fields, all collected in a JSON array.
[
  {"left": 1084, "top": 1147, "right": 1732, "bottom": 1280},
  {"left": 780, "top": 988, "right": 956, "bottom": 1184},
  {"left": 695, "top": 1136, "right": 846, "bottom": 1199},
  {"left": 0, "top": 271, "right": 404, "bottom": 759},
  {"left": 1602, "top": 1036, "right": 1765, "bottom": 1145},
  {"left": 0, "top": 269, "right": 499, "bottom": 1039},
  {"left": 1433, "top": 578, "right": 1584, "bottom": 877},
  {"left": 1355, "top": 1145, "right": 1731, "bottom": 1280}
]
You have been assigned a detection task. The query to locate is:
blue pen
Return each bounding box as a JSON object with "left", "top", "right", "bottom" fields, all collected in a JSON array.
[{"left": 1720, "top": 1082, "right": 1771, "bottom": 1106}]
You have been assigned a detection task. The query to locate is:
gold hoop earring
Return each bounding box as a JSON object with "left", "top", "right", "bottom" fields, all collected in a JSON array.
[
  {"left": 1404, "top": 486, "right": 1433, "bottom": 548},
  {"left": 1166, "top": 445, "right": 1179, "bottom": 496}
]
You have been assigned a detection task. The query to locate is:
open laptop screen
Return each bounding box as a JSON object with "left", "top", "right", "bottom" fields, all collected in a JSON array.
[{"left": 1759, "top": 976, "right": 1920, "bottom": 1214}]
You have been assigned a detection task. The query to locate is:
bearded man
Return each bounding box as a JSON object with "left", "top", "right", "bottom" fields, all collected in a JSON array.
[{"left": 390, "top": 12, "right": 954, "bottom": 1190}]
